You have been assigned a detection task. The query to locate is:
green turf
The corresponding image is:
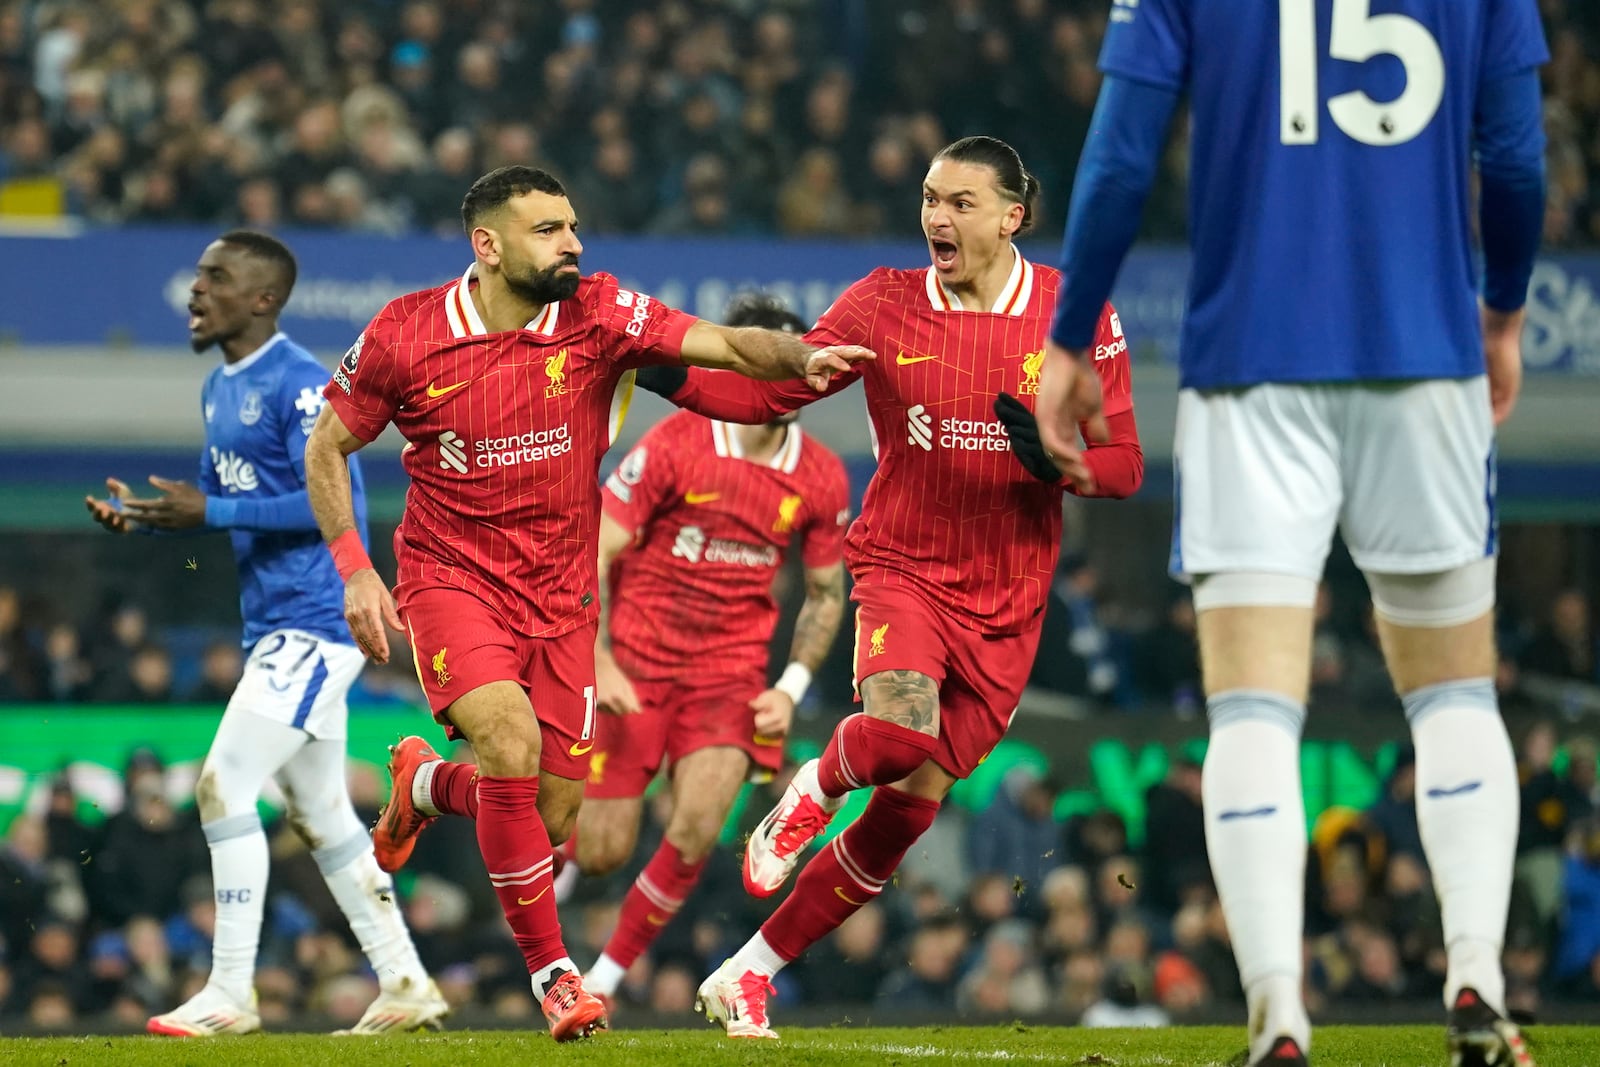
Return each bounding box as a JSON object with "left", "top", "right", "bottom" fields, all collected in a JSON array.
[{"left": 1, "top": 1025, "right": 1592, "bottom": 1067}]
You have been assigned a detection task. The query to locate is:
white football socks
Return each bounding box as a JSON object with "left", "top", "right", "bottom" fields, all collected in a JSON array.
[
  {"left": 1405, "top": 678, "right": 1517, "bottom": 1016},
  {"left": 203, "top": 813, "right": 270, "bottom": 1005},
  {"left": 728, "top": 931, "right": 788, "bottom": 979},
  {"left": 585, "top": 952, "right": 625, "bottom": 997},
  {"left": 1203, "top": 690, "right": 1311, "bottom": 1062},
  {"left": 314, "top": 832, "right": 430, "bottom": 994}
]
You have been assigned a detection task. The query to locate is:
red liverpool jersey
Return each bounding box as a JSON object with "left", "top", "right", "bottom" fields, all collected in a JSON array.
[
  {"left": 665, "top": 253, "right": 1135, "bottom": 635},
  {"left": 324, "top": 266, "right": 696, "bottom": 638},
  {"left": 601, "top": 411, "right": 850, "bottom": 679}
]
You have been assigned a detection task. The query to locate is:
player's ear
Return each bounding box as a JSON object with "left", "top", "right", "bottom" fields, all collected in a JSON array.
[
  {"left": 470, "top": 224, "right": 502, "bottom": 267},
  {"left": 1000, "top": 202, "right": 1024, "bottom": 239}
]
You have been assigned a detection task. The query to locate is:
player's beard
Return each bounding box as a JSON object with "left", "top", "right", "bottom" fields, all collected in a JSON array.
[{"left": 504, "top": 256, "right": 582, "bottom": 306}]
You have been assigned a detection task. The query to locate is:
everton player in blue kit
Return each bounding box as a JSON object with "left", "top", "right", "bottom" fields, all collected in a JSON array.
[
  {"left": 86, "top": 232, "right": 445, "bottom": 1037},
  {"left": 1035, "top": 3, "right": 1547, "bottom": 1066}
]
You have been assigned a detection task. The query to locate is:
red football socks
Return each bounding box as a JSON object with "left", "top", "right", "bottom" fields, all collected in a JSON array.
[
  {"left": 762, "top": 786, "right": 940, "bottom": 961},
  {"left": 603, "top": 841, "right": 707, "bottom": 969},
  {"left": 429, "top": 760, "right": 480, "bottom": 818},
  {"left": 476, "top": 775, "right": 568, "bottom": 974},
  {"left": 817, "top": 714, "right": 938, "bottom": 797}
]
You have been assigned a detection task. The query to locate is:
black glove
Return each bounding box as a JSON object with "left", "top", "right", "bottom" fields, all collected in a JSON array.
[
  {"left": 994, "top": 391, "right": 1062, "bottom": 484},
  {"left": 633, "top": 364, "right": 688, "bottom": 398}
]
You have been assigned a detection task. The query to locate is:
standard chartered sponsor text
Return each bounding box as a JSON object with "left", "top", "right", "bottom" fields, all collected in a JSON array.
[
  {"left": 939, "top": 416, "right": 1010, "bottom": 452},
  {"left": 475, "top": 425, "right": 573, "bottom": 466}
]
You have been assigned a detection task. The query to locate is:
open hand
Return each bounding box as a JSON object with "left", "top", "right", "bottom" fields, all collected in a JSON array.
[
  {"left": 344, "top": 568, "right": 403, "bottom": 663},
  {"left": 85, "top": 477, "right": 138, "bottom": 533},
  {"left": 1036, "top": 341, "right": 1108, "bottom": 488},
  {"left": 595, "top": 647, "right": 641, "bottom": 715},
  {"left": 804, "top": 345, "right": 875, "bottom": 391},
  {"left": 119, "top": 475, "right": 208, "bottom": 530}
]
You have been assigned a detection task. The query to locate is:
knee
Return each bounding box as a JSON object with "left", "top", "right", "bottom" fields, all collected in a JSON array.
[
  {"left": 664, "top": 813, "right": 722, "bottom": 865},
  {"left": 538, "top": 791, "right": 581, "bottom": 847},
  {"left": 194, "top": 762, "right": 259, "bottom": 823},
  {"left": 471, "top": 721, "right": 541, "bottom": 778},
  {"left": 576, "top": 834, "right": 629, "bottom": 877}
]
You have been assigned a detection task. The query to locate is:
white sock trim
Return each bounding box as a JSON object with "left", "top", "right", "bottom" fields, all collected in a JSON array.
[
  {"left": 413, "top": 758, "right": 442, "bottom": 817},
  {"left": 585, "top": 953, "right": 625, "bottom": 997},
  {"left": 730, "top": 932, "right": 788, "bottom": 978},
  {"left": 532, "top": 957, "right": 577, "bottom": 999}
]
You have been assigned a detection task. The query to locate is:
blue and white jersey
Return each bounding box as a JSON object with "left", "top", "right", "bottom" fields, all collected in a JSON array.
[
  {"left": 1101, "top": 0, "right": 1548, "bottom": 388},
  {"left": 199, "top": 332, "right": 367, "bottom": 649}
]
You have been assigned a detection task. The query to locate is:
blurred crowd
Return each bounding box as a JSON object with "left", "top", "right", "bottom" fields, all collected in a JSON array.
[
  {"left": 0, "top": 585, "right": 419, "bottom": 706},
  {"left": 0, "top": 0, "right": 1593, "bottom": 242},
  {"left": 6, "top": 564, "right": 1600, "bottom": 721},
  {"left": 2, "top": 724, "right": 1597, "bottom": 1028},
  {"left": 1026, "top": 558, "right": 1600, "bottom": 723}
]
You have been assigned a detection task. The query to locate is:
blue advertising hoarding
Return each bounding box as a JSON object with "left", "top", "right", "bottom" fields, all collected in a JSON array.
[{"left": 2, "top": 228, "right": 1598, "bottom": 374}]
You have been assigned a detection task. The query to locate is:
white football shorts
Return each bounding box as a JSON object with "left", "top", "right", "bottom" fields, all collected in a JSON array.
[
  {"left": 226, "top": 629, "right": 367, "bottom": 740},
  {"left": 1170, "top": 376, "right": 1496, "bottom": 581}
]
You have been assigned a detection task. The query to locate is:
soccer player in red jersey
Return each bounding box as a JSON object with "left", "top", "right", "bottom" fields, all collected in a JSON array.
[
  {"left": 633, "top": 137, "right": 1144, "bottom": 1038},
  {"left": 573, "top": 293, "right": 851, "bottom": 1008},
  {"left": 302, "top": 166, "right": 870, "bottom": 1040}
]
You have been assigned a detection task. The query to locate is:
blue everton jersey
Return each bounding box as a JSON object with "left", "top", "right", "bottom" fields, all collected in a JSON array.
[
  {"left": 1100, "top": 0, "right": 1548, "bottom": 388},
  {"left": 199, "top": 333, "right": 367, "bottom": 649}
]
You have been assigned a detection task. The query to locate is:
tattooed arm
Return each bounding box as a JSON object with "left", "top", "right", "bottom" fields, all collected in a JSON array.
[{"left": 750, "top": 561, "right": 846, "bottom": 740}]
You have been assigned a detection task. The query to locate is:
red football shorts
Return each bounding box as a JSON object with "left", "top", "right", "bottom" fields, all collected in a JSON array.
[
  {"left": 584, "top": 668, "right": 783, "bottom": 799},
  {"left": 400, "top": 584, "right": 596, "bottom": 781},
  {"left": 849, "top": 581, "right": 1041, "bottom": 779}
]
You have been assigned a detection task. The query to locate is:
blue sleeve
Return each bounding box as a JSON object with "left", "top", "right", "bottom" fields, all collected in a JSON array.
[
  {"left": 205, "top": 491, "right": 317, "bottom": 531},
  {"left": 1480, "top": 0, "right": 1550, "bottom": 83},
  {"left": 1050, "top": 75, "right": 1181, "bottom": 349},
  {"left": 1098, "top": 0, "right": 1189, "bottom": 91},
  {"left": 1475, "top": 69, "right": 1546, "bottom": 312}
]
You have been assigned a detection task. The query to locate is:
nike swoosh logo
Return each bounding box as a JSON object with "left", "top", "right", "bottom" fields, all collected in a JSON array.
[
  {"left": 684, "top": 491, "right": 721, "bottom": 504},
  {"left": 425, "top": 380, "right": 469, "bottom": 399},
  {"left": 645, "top": 913, "right": 670, "bottom": 926},
  {"left": 517, "top": 887, "right": 551, "bottom": 906},
  {"left": 833, "top": 885, "right": 868, "bottom": 907},
  {"left": 895, "top": 351, "right": 938, "bottom": 366},
  {"left": 568, "top": 739, "right": 594, "bottom": 757}
]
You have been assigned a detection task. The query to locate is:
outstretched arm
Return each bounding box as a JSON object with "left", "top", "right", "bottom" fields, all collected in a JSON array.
[
  {"left": 306, "top": 405, "right": 400, "bottom": 663},
  {"left": 677, "top": 320, "right": 873, "bottom": 387}
]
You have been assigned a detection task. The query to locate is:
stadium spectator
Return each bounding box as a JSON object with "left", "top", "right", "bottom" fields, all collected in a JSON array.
[
  {"left": 1521, "top": 588, "right": 1598, "bottom": 683},
  {"left": 1141, "top": 757, "right": 1209, "bottom": 914},
  {"left": 183, "top": 641, "right": 243, "bottom": 704}
]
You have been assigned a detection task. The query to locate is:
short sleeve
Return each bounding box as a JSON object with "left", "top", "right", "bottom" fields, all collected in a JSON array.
[
  {"left": 602, "top": 423, "right": 680, "bottom": 533},
  {"left": 280, "top": 362, "right": 333, "bottom": 481},
  {"left": 323, "top": 326, "right": 401, "bottom": 443},
  {"left": 1098, "top": 0, "right": 1190, "bottom": 91},
  {"left": 806, "top": 274, "right": 879, "bottom": 350},
  {"left": 1092, "top": 303, "right": 1134, "bottom": 420},
  {"left": 590, "top": 274, "right": 698, "bottom": 369},
  {"left": 800, "top": 455, "right": 850, "bottom": 570},
  {"left": 1480, "top": 0, "right": 1549, "bottom": 83}
]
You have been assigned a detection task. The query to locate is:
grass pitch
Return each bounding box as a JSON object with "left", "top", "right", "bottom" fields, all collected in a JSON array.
[{"left": 2, "top": 1025, "right": 1595, "bottom": 1067}]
